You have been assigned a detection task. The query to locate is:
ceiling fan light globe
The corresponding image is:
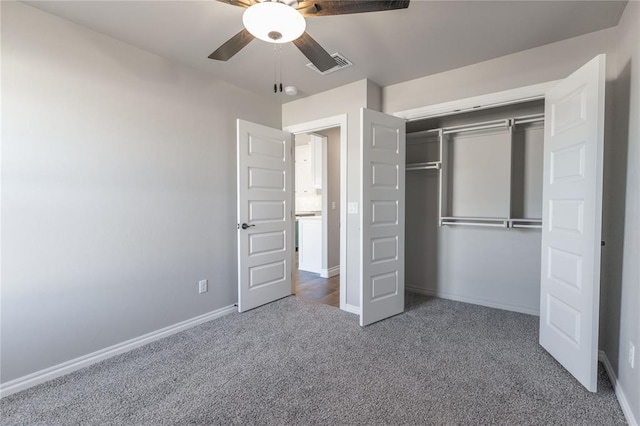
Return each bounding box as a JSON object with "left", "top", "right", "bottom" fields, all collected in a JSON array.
[{"left": 242, "top": 2, "right": 306, "bottom": 44}]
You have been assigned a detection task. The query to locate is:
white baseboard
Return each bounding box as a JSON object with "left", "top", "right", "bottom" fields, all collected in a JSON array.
[
  {"left": 0, "top": 304, "right": 237, "bottom": 398},
  {"left": 298, "top": 264, "right": 321, "bottom": 274},
  {"left": 342, "top": 303, "right": 360, "bottom": 315},
  {"left": 320, "top": 265, "right": 340, "bottom": 279},
  {"left": 599, "top": 350, "right": 638, "bottom": 426},
  {"left": 406, "top": 285, "right": 540, "bottom": 316}
]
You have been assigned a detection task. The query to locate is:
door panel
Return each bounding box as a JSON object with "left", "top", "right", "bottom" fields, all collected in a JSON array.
[
  {"left": 540, "top": 54, "right": 605, "bottom": 392},
  {"left": 237, "top": 119, "right": 293, "bottom": 312},
  {"left": 360, "top": 108, "right": 406, "bottom": 326}
]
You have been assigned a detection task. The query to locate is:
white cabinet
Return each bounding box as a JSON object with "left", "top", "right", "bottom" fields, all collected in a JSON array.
[
  {"left": 295, "top": 135, "right": 325, "bottom": 196},
  {"left": 295, "top": 144, "right": 312, "bottom": 195},
  {"left": 298, "top": 215, "right": 322, "bottom": 273},
  {"left": 310, "top": 134, "right": 324, "bottom": 189},
  {"left": 295, "top": 136, "right": 326, "bottom": 213}
]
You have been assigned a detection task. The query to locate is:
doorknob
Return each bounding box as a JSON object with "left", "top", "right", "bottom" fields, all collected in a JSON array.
[{"left": 241, "top": 223, "right": 255, "bottom": 230}]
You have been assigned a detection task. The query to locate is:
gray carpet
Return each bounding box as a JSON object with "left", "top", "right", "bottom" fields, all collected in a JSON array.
[{"left": 1, "top": 295, "right": 627, "bottom": 425}]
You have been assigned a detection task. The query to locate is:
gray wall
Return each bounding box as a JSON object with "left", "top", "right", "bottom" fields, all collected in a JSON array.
[
  {"left": 382, "top": 26, "right": 618, "bottom": 113},
  {"left": 318, "top": 127, "right": 341, "bottom": 270},
  {"left": 1, "top": 2, "right": 281, "bottom": 383},
  {"left": 601, "top": 1, "right": 640, "bottom": 421}
]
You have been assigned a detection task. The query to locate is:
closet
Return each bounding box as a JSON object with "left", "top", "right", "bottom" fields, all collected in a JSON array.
[
  {"left": 404, "top": 101, "right": 545, "bottom": 315},
  {"left": 364, "top": 55, "right": 604, "bottom": 392}
]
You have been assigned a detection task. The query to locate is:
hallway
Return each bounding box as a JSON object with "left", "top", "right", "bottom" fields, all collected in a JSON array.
[{"left": 293, "top": 267, "right": 339, "bottom": 308}]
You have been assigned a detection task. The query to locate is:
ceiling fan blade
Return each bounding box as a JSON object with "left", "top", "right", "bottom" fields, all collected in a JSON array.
[
  {"left": 292, "top": 32, "right": 336, "bottom": 72},
  {"left": 216, "top": 0, "right": 254, "bottom": 9},
  {"left": 298, "top": 0, "right": 409, "bottom": 17},
  {"left": 208, "top": 29, "right": 255, "bottom": 61},
  {"left": 297, "top": 3, "right": 319, "bottom": 14}
]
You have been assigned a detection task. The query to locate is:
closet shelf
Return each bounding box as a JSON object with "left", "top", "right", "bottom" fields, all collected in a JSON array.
[
  {"left": 440, "top": 217, "right": 543, "bottom": 229},
  {"left": 509, "top": 218, "right": 543, "bottom": 229},
  {"left": 440, "top": 217, "right": 509, "bottom": 228},
  {"left": 406, "top": 161, "right": 441, "bottom": 171},
  {"left": 408, "top": 113, "right": 545, "bottom": 138}
]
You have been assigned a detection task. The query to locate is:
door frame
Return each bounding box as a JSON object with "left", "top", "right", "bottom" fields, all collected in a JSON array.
[
  {"left": 392, "top": 79, "right": 563, "bottom": 314},
  {"left": 306, "top": 133, "right": 330, "bottom": 276},
  {"left": 392, "top": 80, "right": 561, "bottom": 121},
  {"left": 284, "top": 114, "right": 348, "bottom": 311}
]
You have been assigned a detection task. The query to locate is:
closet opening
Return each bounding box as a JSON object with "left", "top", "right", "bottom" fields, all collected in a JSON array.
[{"left": 404, "top": 100, "right": 545, "bottom": 315}]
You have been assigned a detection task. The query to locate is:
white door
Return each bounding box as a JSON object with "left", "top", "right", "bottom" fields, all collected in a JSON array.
[
  {"left": 360, "top": 108, "right": 406, "bottom": 326},
  {"left": 237, "top": 119, "right": 294, "bottom": 312},
  {"left": 540, "top": 54, "right": 606, "bottom": 392}
]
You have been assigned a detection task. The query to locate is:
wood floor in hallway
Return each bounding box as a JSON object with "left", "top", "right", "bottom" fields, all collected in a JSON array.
[{"left": 293, "top": 267, "right": 339, "bottom": 308}]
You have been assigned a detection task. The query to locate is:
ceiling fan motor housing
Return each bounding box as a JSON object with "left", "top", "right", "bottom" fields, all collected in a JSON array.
[
  {"left": 268, "top": 31, "right": 283, "bottom": 41},
  {"left": 242, "top": 1, "right": 306, "bottom": 43}
]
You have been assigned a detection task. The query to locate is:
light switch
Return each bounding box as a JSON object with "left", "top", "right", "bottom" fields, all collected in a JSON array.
[{"left": 348, "top": 202, "right": 358, "bottom": 214}]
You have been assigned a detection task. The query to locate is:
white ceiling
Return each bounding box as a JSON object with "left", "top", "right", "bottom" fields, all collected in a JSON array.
[{"left": 24, "top": 1, "right": 627, "bottom": 104}]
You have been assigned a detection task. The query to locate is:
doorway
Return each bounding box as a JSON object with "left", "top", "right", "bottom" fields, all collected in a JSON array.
[
  {"left": 293, "top": 129, "right": 341, "bottom": 306},
  {"left": 285, "top": 115, "right": 348, "bottom": 311}
]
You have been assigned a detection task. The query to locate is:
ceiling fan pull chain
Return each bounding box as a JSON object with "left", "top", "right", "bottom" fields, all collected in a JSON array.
[
  {"left": 279, "top": 45, "right": 283, "bottom": 92},
  {"left": 273, "top": 43, "right": 278, "bottom": 93}
]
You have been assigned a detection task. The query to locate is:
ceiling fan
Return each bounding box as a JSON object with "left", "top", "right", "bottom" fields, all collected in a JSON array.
[{"left": 209, "top": 0, "right": 410, "bottom": 72}]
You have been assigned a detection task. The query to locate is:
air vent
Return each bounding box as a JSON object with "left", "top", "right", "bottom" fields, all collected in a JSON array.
[{"left": 306, "top": 53, "right": 353, "bottom": 75}]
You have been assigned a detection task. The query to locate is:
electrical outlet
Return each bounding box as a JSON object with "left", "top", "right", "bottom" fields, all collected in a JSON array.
[
  {"left": 629, "top": 342, "right": 635, "bottom": 369},
  {"left": 198, "top": 279, "right": 208, "bottom": 294}
]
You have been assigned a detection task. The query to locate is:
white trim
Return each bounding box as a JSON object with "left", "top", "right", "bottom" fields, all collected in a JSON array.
[
  {"left": 599, "top": 350, "right": 639, "bottom": 426},
  {"left": 320, "top": 265, "right": 340, "bottom": 279},
  {"left": 0, "top": 305, "right": 236, "bottom": 398},
  {"left": 284, "top": 114, "right": 348, "bottom": 314},
  {"left": 284, "top": 114, "right": 346, "bottom": 135},
  {"left": 393, "top": 81, "right": 560, "bottom": 121},
  {"left": 343, "top": 304, "right": 360, "bottom": 315},
  {"left": 298, "top": 263, "right": 321, "bottom": 274},
  {"left": 406, "top": 285, "right": 540, "bottom": 316},
  {"left": 315, "top": 134, "right": 329, "bottom": 274}
]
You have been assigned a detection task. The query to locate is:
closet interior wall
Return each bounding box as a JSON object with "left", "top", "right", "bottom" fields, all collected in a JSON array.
[{"left": 405, "top": 101, "right": 545, "bottom": 315}]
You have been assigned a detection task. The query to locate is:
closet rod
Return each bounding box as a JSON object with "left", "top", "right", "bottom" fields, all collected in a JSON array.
[
  {"left": 514, "top": 117, "right": 544, "bottom": 125},
  {"left": 408, "top": 113, "right": 546, "bottom": 138},
  {"left": 513, "top": 113, "right": 544, "bottom": 120},
  {"left": 406, "top": 129, "right": 440, "bottom": 139},
  {"left": 441, "top": 216, "right": 507, "bottom": 221},
  {"left": 442, "top": 121, "right": 507, "bottom": 135}
]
